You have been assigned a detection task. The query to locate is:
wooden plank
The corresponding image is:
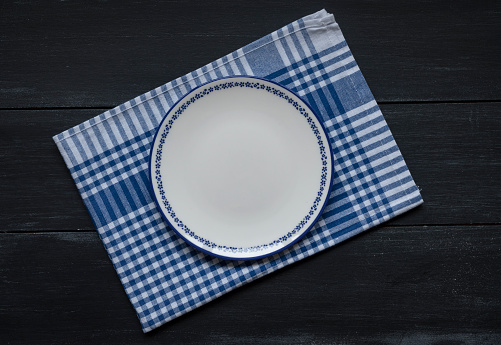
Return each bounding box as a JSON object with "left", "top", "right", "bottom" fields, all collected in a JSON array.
[
  {"left": 0, "top": 109, "right": 98, "bottom": 232},
  {"left": 1, "top": 102, "right": 500, "bottom": 231},
  {"left": 381, "top": 102, "right": 501, "bottom": 226},
  {"left": 1, "top": 0, "right": 499, "bottom": 108},
  {"left": 0, "top": 226, "right": 499, "bottom": 343}
]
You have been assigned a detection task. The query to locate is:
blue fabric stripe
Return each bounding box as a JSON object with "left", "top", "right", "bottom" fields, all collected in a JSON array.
[
  {"left": 170, "top": 79, "right": 185, "bottom": 99},
  {"left": 288, "top": 27, "right": 308, "bottom": 60},
  {"left": 71, "top": 129, "right": 155, "bottom": 183},
  {"left": 265, "top": 41, "right": 348, "bottom": 80},
  {"left": 276, "top": 28, "right": 297, "bottom": 64},
  {"left": 297, "top": 18, "right": 317, "bottom": 54},
  {"left": 232, "top": 51, "right": 247, "bottom": 74},
  {"left": 69, "top": 132, "right": 89, "bottom": 162},
  {"left": 212, "top": 61, "right": 225, "bottom": 79},
  {"left": 160, "top": 84, "right": 175, "bottom": 107}
]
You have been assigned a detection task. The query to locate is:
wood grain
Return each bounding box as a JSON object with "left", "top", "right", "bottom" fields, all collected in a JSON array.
[
  {"left": 1, "top": 0, "right": 499, "bottom": 108},
  {"left": 1, "top": 226, "right": 499, "bottom": 344},
  {"left": 1, "top": 102, "right": 500, "bottom": 232}
]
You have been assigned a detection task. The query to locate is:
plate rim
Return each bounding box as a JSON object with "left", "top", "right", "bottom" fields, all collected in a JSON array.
[{"left": 148, "top": 75, "right": 334, "bottom": 261}]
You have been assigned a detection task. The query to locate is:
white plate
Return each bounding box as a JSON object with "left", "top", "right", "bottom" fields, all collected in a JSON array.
[{"left": 149, "top": 76, "right": 333, "bottom": 260}]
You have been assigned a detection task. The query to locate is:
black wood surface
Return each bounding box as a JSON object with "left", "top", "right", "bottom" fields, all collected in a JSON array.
[
  {"left": 1, "top": 0, "right": 499, "bottom": 108},
  {"left": 1, "top": 0, "right": 500, "bottom": 344},
  {"left": 1, "top": 226, "right": 500, "bottom": 344}
]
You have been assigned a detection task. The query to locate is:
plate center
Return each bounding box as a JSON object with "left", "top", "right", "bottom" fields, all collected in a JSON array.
[{"left": 190, "top": 108, "right": 291, "bottom": 225}]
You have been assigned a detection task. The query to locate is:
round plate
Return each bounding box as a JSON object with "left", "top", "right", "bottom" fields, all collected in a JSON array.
[{"left": 149, "top": 76, "right": 333, "bottom": 260}]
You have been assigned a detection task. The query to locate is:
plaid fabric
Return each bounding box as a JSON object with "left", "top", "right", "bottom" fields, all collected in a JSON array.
[{"left": 53, "top": 9, "right": 423, "bottom": 333}]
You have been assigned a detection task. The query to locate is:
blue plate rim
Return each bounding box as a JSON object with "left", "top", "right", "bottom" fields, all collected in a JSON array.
[{"left": 148, "top": 75, "right": 335, "bottom": 261}]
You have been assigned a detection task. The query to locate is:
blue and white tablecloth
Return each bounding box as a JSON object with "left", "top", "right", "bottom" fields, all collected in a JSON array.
[{"left": 53, "top": 9, "right": 423, "bottom": 332}]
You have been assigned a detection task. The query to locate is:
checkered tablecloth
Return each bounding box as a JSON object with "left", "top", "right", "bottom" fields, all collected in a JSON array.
[{"left": 53, "top": 9, "right": 423, "bottom": 332}]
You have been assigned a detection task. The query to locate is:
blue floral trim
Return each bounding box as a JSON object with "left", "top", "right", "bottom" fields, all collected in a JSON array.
[{"left": 154, "top": 80, "right": 329, "bottom": 254}]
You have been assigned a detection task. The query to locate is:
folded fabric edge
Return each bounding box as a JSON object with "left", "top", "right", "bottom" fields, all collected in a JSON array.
[
  {"left": 141, "top": 194, "right": 423, "bottom": 332},
  {"left": 51, "top": 8, "right": 334, "bottom": 146},
  {"left": 314, "top": 15, "right": 425, "bottom": 216}
]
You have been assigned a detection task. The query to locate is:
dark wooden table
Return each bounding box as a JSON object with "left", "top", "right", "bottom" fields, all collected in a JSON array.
[{"left": 1, "top": 1, "right": 500, "bottom": 344}]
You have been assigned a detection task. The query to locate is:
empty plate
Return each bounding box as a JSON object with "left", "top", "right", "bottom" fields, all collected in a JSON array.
[{"left": 149, "top": 76, "right": 333, "bottom": 260}]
